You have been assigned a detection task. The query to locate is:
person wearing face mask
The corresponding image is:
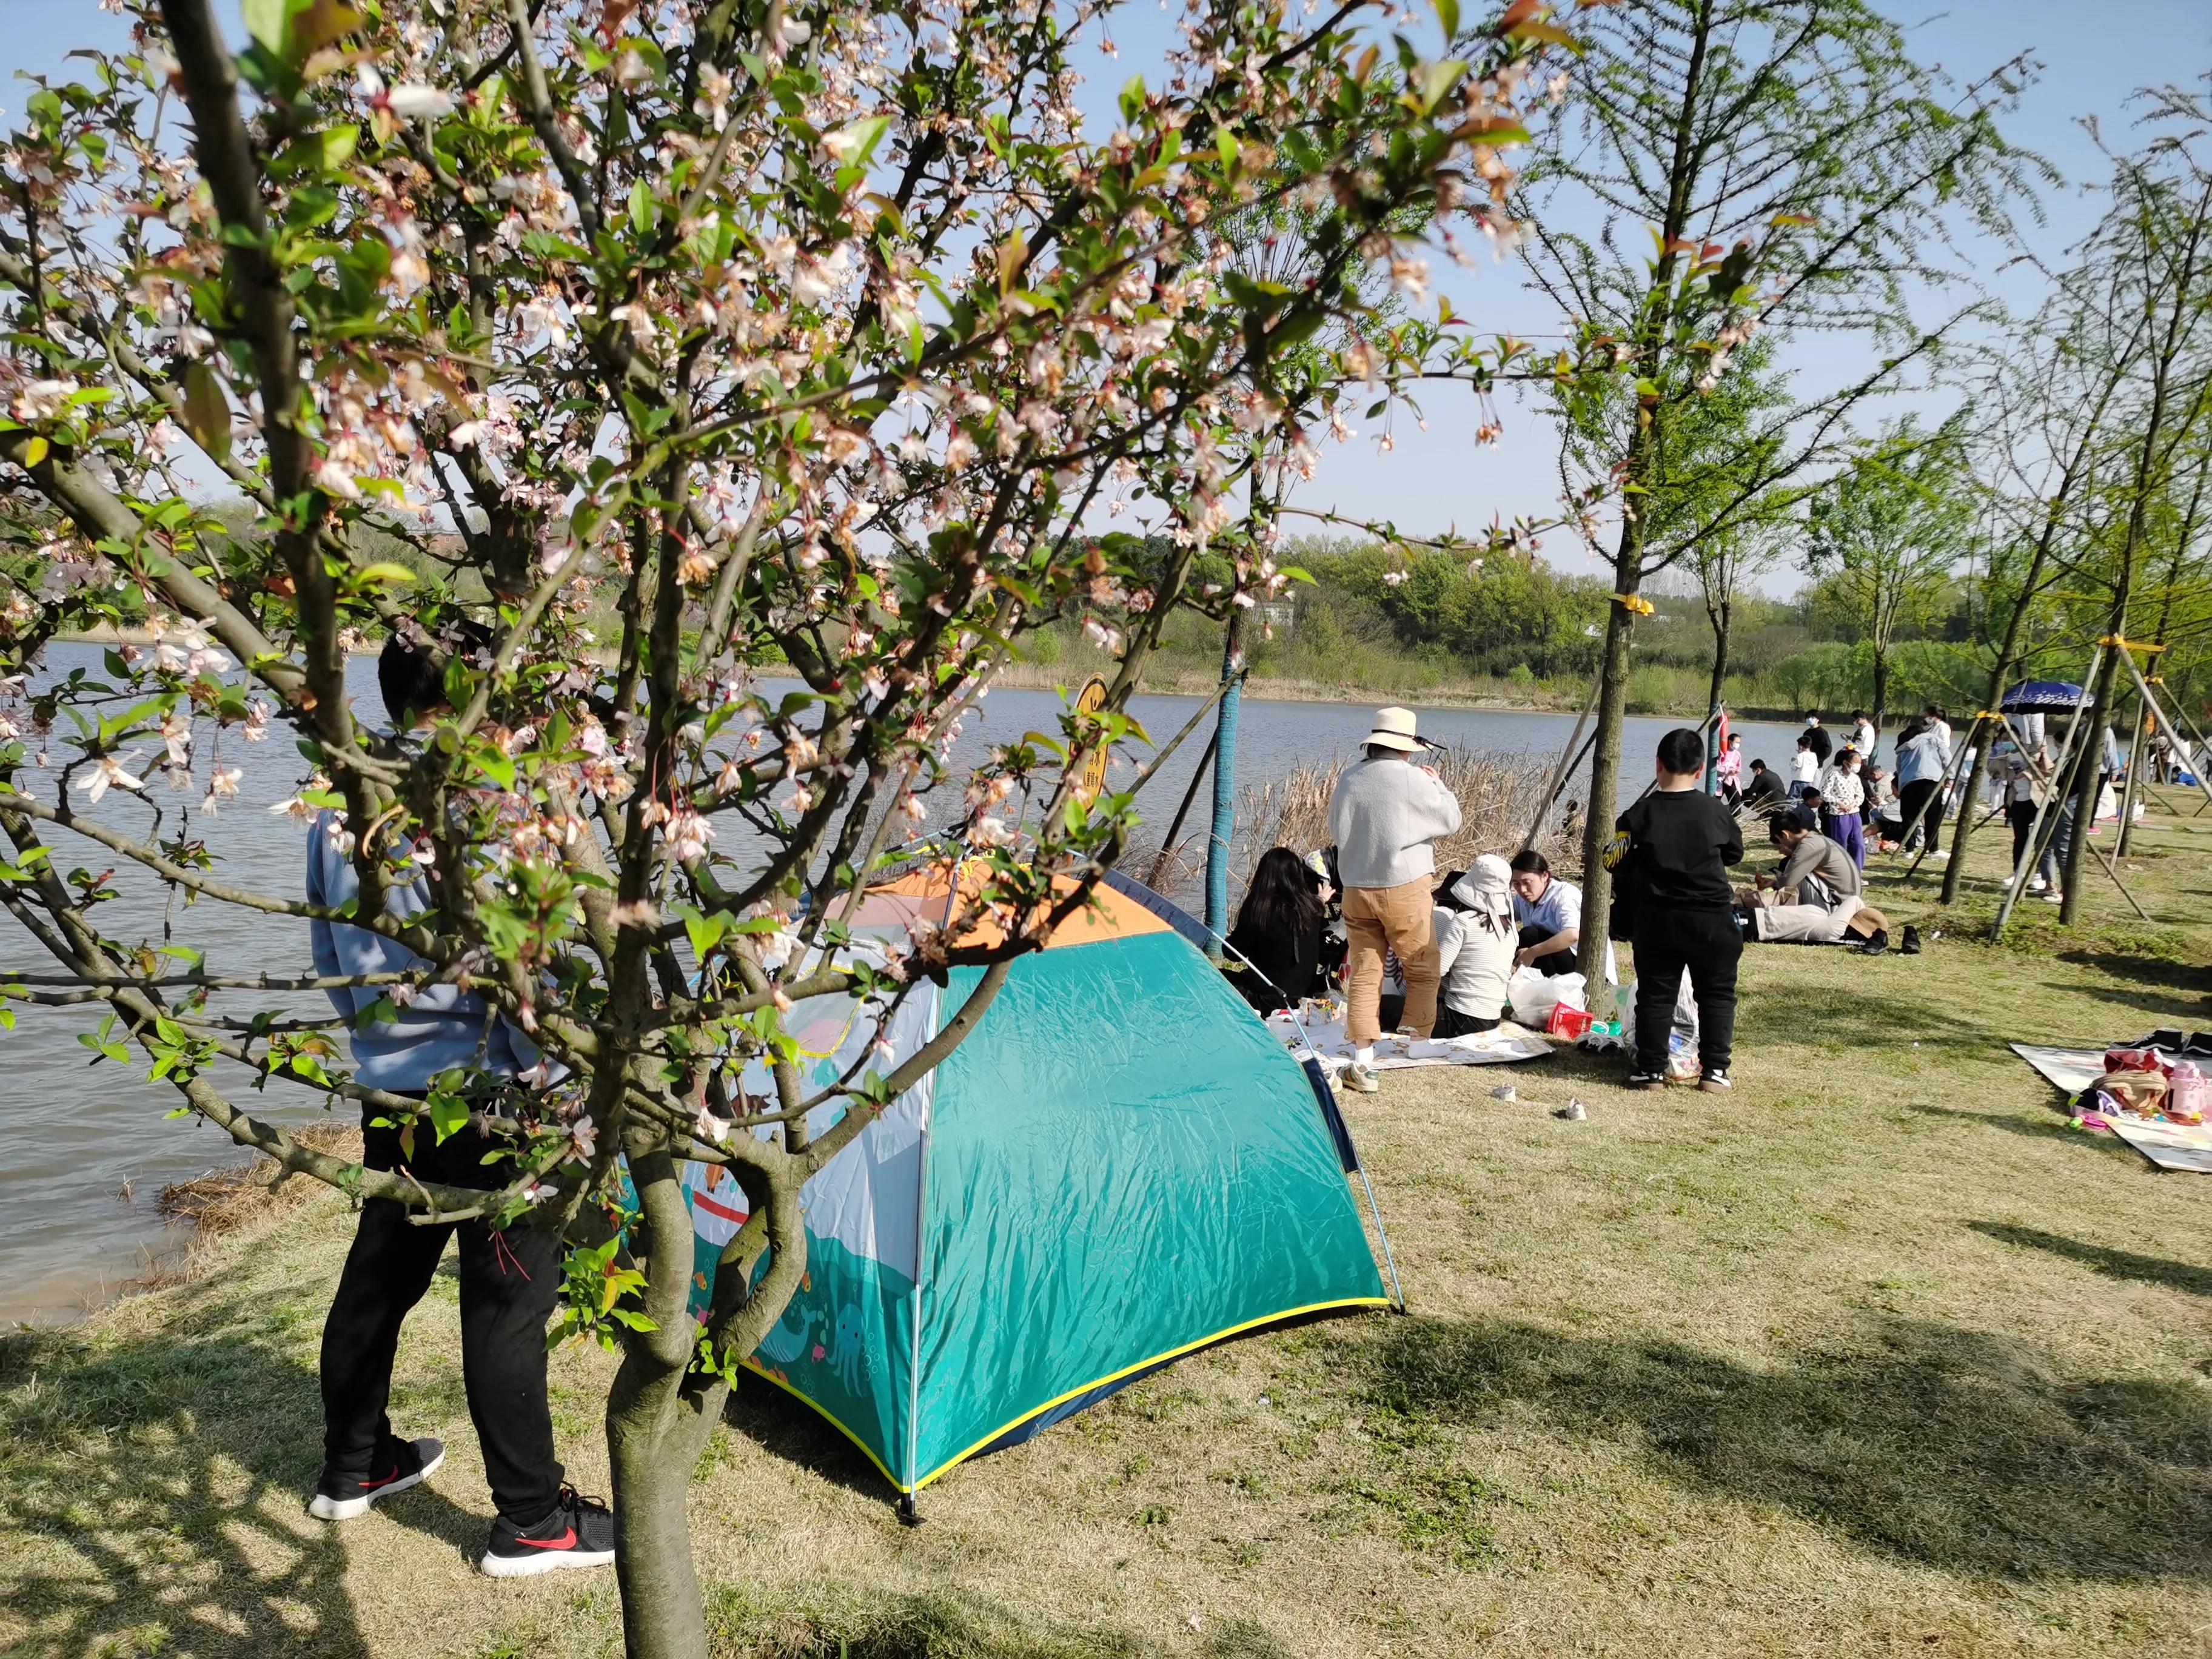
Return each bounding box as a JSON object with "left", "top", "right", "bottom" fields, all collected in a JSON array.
[{"left": 1818, "top": 744, "right": 1868, "bottom": 869}]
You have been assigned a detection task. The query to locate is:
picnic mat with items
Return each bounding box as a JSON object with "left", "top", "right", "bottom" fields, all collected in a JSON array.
[
  {"left": 2010, "top": 1042, "right": 2212, "bottom": 1173},
  {"left": 1269, "top": 1008, "right": 1552, "bottom": 1072}
]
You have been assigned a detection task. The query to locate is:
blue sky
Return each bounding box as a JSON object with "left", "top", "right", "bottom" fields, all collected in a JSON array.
[{"left": 5, "top": 1, "right": 2208, "bottom": 590}]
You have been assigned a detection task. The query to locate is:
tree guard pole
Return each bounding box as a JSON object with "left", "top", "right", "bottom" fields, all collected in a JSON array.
[
  {"left": 2002, "top": 720, "right": 2151, "bottom": 920},
  {"left": 1991, "top": 646, "right": 2104, "bottom": 942},
  {"left": 2118, "top": 649, "right": 2212, "bottom": 817},
  {"left": 1521, "top": 672, "right": 1601, "bottom": 853},
  {"left": 1145, "top": 725, "right": 1218, "bottom": 891},
  {"left": 1202, "top": 612, "right": 1244, "bottom": 957}
]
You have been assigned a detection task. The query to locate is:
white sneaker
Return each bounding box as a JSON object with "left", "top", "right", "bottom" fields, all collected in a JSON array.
[
  {"left": 1339, "top": 1064, "right": 1380, "bottom": 1095},
  {"left": 2026, "top": 877, "right": 2048, "bottom": 894},
  {"left": 2040, "top": 891, "right": 2064, "bottom": 905}
]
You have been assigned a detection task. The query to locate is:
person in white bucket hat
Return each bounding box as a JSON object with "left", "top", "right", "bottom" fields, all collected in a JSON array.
[
  {"left": 1327, "top": 707, "right": 1461, "bottom": 1093},
  {"left": 1432, "top": 853, "right": 1518, "bottom": 1039}
]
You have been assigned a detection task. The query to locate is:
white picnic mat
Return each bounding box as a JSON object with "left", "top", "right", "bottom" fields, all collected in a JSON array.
[
  {"left": 1268, "top": 1010, "right": 1552, "bottom": 1072},
  {"left": 2010, "top": 1043, "right": 2212, "bottom": 1173}
]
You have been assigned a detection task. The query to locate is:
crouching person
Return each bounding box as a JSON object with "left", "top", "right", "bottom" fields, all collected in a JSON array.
[{"left": 1746, "top": 808, "right": 1892, "bottom": 953}]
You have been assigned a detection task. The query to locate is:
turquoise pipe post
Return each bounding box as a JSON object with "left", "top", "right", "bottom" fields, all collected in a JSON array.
[{"left": 1203, "top": 617, "right": 1242, "bottom": 957}]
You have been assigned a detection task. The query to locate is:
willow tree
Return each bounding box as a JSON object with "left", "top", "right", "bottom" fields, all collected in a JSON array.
[
  {"left": 1514, "top": 0, "right": 2042, "bottom": 974},
  {"left": 2040, "top": 94, "right": 2212, "bottom": 923},
  {"left": 0, "top": 2, "right": 1579, "bottom": 1655},
  {"left": 1805, "top": 414, "right": 1978, "bottom": 742}
]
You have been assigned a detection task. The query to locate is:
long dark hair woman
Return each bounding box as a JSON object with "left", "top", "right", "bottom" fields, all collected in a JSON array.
[{"left": 1225, "top": 846, "right": 1327, "bottom": 1014}]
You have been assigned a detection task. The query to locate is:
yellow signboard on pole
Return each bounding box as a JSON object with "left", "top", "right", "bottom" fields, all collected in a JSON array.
[{"left": 1071, "top": 676, "right": 1109, "bottom": 805}]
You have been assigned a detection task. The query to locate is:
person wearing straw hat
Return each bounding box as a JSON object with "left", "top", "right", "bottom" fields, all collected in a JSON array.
[
  {"left": 1327, "top": 707, "right": 1462, "bottom": 1093},
  {"left": 1432, "top": 854, "right": 1518, "bottom": 1039}
]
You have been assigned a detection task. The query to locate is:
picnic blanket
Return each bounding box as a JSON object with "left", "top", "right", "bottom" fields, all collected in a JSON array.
[
  {"left": 1268, "top": 1009, "right": 1552, "bottom": 1072},
  {"left": 2011, "top": 1043, "right": 2212, "bottom": 1173}
]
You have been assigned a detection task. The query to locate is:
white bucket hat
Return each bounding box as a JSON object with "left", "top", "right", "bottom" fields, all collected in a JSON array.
[
  {"left": 1450, "top": 853, "right": 1515, "bottom": 917},
  {"left": 1365, "top": 706, "right": 1423, "bottom": 752}
]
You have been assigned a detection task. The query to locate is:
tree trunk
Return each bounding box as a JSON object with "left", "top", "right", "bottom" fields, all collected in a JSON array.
[
  {"left": 608, "top": 1349, "right": 724, "bottom": 1659},
  {"left": 1576, "top": 586, "right": 1638, "bottom": 982},
  {"left": 1702, "top": 598, "right": 1731, "bottom": 792},
  {"left": 1869, "top": 650, "right": 1890, "bottom": 762},
  {"left": 1704, "top": 599, "right": 1731, "bottom": 726}
]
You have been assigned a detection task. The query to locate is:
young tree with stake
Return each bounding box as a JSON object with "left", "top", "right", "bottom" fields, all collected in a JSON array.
[{"left": 0, "top": 2, "right": 1590, "bottom": 1654}]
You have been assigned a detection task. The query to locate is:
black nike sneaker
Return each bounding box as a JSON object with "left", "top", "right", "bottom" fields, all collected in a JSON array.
[
  {"left": 309, "top": 1435, "right": 444, "bottom": 1520},
  {"left": 480, "top": 1486, "right": 617, "bottom": 1578}
]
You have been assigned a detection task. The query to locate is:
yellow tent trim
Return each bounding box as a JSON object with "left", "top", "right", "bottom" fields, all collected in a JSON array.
[{"left": 909, "top": 1295, "right": 1394, "bottom": 1494}]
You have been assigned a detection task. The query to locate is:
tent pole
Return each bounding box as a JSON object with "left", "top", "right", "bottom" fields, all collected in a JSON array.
[
  {"left": 1521, "top": 672, "right": 1602, "bottom": 853},
  {"left": 1991, "top": 646, "right": 2104, "bottom": 942},
  {"left": 1356, "top": 1162, "right": 1408, "bottom": 1314}
]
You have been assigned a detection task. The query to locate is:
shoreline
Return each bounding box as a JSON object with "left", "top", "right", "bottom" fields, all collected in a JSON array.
[{"left": 53, "top": 632, "right": 1800, "bottom": 722}]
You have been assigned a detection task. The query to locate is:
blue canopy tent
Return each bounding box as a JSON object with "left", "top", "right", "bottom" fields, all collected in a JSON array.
[{"left": 2001, "top": 680, "right": 2093, "bottom": 711}]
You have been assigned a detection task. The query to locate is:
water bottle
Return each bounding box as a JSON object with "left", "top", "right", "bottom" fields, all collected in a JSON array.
[{"left": 2170, "top": 1061, "right": 2207, "bottom": 1125}]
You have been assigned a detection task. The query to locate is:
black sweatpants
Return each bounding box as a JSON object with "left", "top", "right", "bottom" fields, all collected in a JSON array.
[
  {"left": 1897, "top": 779, "right": 1942, "bottom": 852},
  {"left": 1517, "top": 923, "right": 1579, "bottom": 976},
  {"left": 2007, "top": 800, "right": 2038, "bottom": 873},
  {"left": 320, "top": 1102, "right": 565, "bottom": 1523},
  {"left": 1631, "top": 907, "right": 1742, "bottom": 1078}
]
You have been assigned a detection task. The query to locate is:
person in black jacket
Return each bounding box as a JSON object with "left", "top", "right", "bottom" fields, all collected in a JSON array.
[
  {"left": 1608, "top": 728, "right": 1746, "bottom": 1094},
  {"left": 1224, "top": 846, "right": 1327, "bottom": 1014}
]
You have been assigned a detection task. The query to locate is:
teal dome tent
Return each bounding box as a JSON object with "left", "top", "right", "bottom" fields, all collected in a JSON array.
[{"left": 676, "top": 863, "right": 1399, "bottom": 1503}]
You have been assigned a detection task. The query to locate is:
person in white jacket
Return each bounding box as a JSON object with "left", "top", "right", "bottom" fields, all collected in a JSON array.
[
  {"left": 1327, "top": 707, "right": 1461, "bottom": 1092},
  {"left": 1433, "top": 854, "right": 1518, "bottom": 1038}
]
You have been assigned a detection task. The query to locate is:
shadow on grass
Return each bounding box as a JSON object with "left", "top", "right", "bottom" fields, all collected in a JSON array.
[
  {"left": 2055, "top": 950, "right": 2212, "bottom": 991},
  {"left": 1968, "top": 1221, "right": 2212, "bottom": 1299},
  {"left": 724, "top": 1371, "right": 899, "bottom": 1505},
  {"left": 1336, "top": 1313, "right": 2212, "bottom": 1583},
  {"left": 707, "top": 1581, "right": 1154, "bottom": 1659},
  {"left": 2043, "top": 978, "right": 2212, "bottom": 1025},
  {"left": 0, "top": 1298, "right": 411, "bottom": 1659},
  {"left": 1905, "top": 1102, "right": 2141, "bottom": 1158}
]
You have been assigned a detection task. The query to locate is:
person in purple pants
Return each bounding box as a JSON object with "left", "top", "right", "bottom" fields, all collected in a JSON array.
[{"left": 1818, "top": 746, "right": 1868, "bottom": 869}]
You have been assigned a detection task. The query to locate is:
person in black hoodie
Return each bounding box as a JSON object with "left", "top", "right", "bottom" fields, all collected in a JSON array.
[
  {"left": 1224, "top": 846, "right": 1327, "bottom": 1014},
  {"left": 1607, "top": 728, "right": 1746, "bottom": 1094}
]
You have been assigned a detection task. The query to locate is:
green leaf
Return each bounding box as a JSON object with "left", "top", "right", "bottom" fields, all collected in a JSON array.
[
  {"left": 426, "top": 1089, "right": 470, "bottom": 1145},
  {"left": 241, "top": 0, "right": 292, "bottom": 54},
  {"left": 182, "top": 361, "right": 231, "bottom": 464},
  {"left": 18, "top": 435, "right": 46, "bottom": 467},
  {"left": 1432, "top": 0, "right": 1461, "bottom": 38}
]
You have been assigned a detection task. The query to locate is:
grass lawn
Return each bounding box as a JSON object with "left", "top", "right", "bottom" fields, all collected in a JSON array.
[{"left": 6, "top": 791, "right": 2212, "bottom": 1658}]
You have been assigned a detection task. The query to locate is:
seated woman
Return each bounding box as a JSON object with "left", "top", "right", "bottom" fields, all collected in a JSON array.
[
  {"left": 1224, "top": 846, "right": 1327, "bottom": 1014},
  {"left": 1507, "top": 848, "right": 1617, "bottom": 982},
  {"left": 1433, "top": 855, "right": 1518, "bottom": 1037}
]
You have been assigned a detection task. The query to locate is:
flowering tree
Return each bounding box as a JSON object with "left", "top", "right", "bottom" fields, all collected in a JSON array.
[{"left": 0, "top": 1, "right": 1584, "bottom": 1654}]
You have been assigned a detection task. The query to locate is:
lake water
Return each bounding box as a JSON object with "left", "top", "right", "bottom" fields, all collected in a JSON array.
[{"left": 1, "top": 643, "right": 1803, "bottom": 1324}]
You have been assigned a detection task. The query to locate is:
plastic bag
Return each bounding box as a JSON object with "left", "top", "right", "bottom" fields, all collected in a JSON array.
[{"left": 1508, "top": 968, "right": 1586, "bottom": 1026}]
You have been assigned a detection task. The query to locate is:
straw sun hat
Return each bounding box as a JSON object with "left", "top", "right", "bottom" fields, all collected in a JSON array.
[{"left": 1364, "top": 706, "right": 1424, "bottom": 752}]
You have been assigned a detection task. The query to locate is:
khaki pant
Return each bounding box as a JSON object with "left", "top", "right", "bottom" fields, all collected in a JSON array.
[{"left": 1343, "top": 878, "right": 1438, "bottom": 1044}]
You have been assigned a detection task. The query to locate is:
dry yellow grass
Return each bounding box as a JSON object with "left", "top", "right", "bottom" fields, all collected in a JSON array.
[{"left": 7, "top": 791, "right": 2212, "bottom": 1658}]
